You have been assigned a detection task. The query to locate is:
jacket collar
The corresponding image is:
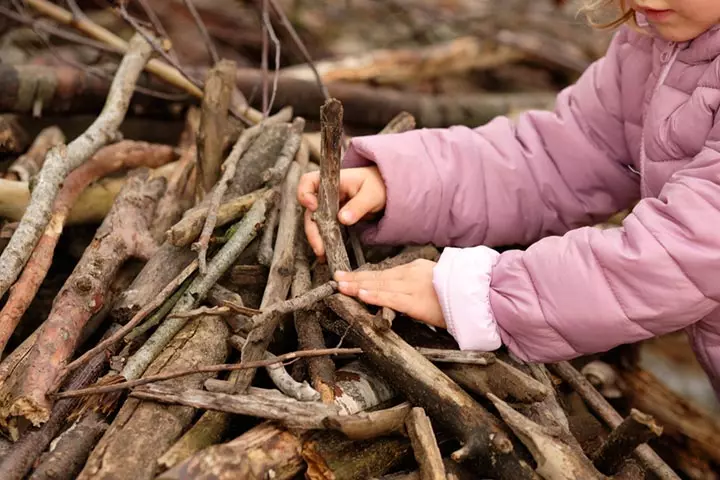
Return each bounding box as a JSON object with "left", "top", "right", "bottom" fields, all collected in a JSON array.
[{"left": 634, "top": 13, "right": 720, "bottom": 63}]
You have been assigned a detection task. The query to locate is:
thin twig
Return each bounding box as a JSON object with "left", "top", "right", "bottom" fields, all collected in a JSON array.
[
  {"left": 54, "top": 348, "right": 362, "bottom": 399},
  {"left": 262, "top": 0, "right": 281, "bottom": 115},
  {"left": 267, "top": 0, "right": 329, "bottom": 100},
  {"left": 0, "top": 32, "right": 153, "bottom": 301},
  {"left": 136, "top": 0, "right": 176, "bottom": 62},
  {"left": 180, "top": 0, "right": 218, "bottom": 63},
  {"left": 550, "top": 362, "right": 680, "bottom": 480},
  {"left": 59, "top": 260, "right": 199, "bottom": 382},
  {"left": 194, "top": 124, "right": 263, "bottom": 274},
  {"left": 168, "top": 305, "right": 231, "bottom": 320}
]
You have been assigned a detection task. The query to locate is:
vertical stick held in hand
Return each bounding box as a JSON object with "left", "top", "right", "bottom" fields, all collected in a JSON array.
[{"left": 315, "top": 98, "right": 351, "bottom": 273}]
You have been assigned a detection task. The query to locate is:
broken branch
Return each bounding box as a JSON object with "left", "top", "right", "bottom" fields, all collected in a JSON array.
[{"left": 592, "top": 409, "right": 663, "bottom": 475}]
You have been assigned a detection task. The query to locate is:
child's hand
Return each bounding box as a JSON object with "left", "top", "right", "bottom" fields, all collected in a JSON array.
[
  {"left": 297, "top": 167, "right": 387, "bottom": 259},
  {"left": 334, "top": 259, "right": 446, "bottom": 329}
]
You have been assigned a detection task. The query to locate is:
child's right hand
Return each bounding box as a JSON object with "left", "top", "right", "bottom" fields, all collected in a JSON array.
[{"left": 297, "top": 166, "right": 387, "bottom": 259}]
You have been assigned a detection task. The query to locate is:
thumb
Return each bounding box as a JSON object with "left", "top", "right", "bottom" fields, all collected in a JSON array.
[{"left": 338, "top": 186, "right": 383, "bottom": 225}]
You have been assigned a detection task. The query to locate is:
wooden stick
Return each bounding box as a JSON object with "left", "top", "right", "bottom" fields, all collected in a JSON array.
[
  {"left": 0, "top": 32, "right": 153, "bottom": 301},
  {"left": 196, "top": 59, "right": 236, "bottom": 200},
  {"left": 76, "top": 315, "right": 230, "bottom": 480},
  {"left": 195, "top": 123, "right": 263, "bottom": 273},
  {"left": 324, "top": 295, "right": 537, "bottom": 479},
  {"left": 0, "top": 142, "right": 175, "bottom": 358},
  {"left": 166, "top": 188, "right": 267, "bottom": 247},
  {"left": 315, "top": 98, "right": 351, "bottom": 273},
  {"left": 549, "top": 362, "right": 680, "bottom": 480},
  {"left": 0, "top": 325, "right": 120, "bottom": 480},
  {"left": 228, "top": 335, "right": 320, "bottom": 401},
  {"left": 55, "top": 348, "right": 361, "bottom": 399},
  {"left": 231, "top": 161, "right": 304, "bottom": 393},
  {"left": 593, "top": 409, "right": 663, "bottom": 475},
  {"left": 60, "top": 259, "right": 198, "bottom": 380},
  {"left": 405, "top": 407, "right": 447, "bottom": 480},
  {"left": 121, "top": 190, "right": 277, "bottom": 381},
  {"left": 0, "top": 171, "right": 164, "bottom": 430},
  {"left": 293, "top": 239, "right": 336, "bottom": 403},
  {"left": 487, "top": 393, "right": 602, "bottom": 480},
  {"left": 442, "top": 360, "right": 549, "bottom": 403},
  {"left": 5, "top": 126, "right": 64, "bottom": 182},
  {"left": 415, "top": 348, "right": 495, "bottom": 365}
]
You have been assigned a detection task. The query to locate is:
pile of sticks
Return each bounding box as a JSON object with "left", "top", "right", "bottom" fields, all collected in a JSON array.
[{"left": 0, "top": 1, "right": 718, "bottom": 480}]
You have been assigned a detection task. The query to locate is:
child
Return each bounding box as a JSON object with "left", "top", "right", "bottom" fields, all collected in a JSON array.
[{"left": 298, "top": 0, "right": 720, "bottom": 398}]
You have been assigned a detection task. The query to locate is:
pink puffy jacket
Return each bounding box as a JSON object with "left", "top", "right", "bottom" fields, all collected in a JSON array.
[{"left": 343, "top": 19, "right": 720, "bottom": 397}]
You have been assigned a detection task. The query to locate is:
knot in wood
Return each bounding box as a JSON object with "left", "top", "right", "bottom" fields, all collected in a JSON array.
[{"left": 73, "top": 275, "right": 95, "bottom": 293}]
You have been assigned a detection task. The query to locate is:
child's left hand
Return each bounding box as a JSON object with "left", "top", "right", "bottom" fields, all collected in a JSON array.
[{"left": 334, "top": 260, "right": 446, "bottom": 329}]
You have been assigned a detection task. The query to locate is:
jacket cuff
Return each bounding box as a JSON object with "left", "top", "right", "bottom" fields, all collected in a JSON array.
[
  {"left": 342, "top": 133, "right": 441, "bottom": 245},
  {"left": 432, "top": 246, "right": 503, "bottom": 351}
]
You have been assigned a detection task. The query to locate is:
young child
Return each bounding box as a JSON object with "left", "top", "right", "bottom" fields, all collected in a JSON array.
[{"left": 298, "top": 0, "right": 720, "bottom": 399}]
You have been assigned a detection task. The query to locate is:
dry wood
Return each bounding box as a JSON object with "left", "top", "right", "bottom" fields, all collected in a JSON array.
[
  {"left": 0, "top": 115, "right": 28, "bottom": 154},
  {"left": 151, "top": 109, "right": 201, "bottom": 241},
  {"left": 121, "top": 190, "right": 277, "bottom": 381},
  {"left": 549, "top": 361, "right": 679, "bottom": 480},
  {"left": 58, "top": 348, "right": 361, "bottom": 400},
  {"left": 28, "top": 411, "right": 107, "bottom": 480},
  {"left": 281, "top": 35, "right": 524, "bottom": 85},
  {"left": 315, "top": 98, "right": 351, "bottom": 273},
  {"left": 156, "top": 410, "right": 230, "bottom": 471},
  {"left": 159, "top": 361, "right": 398, "bottom": 480},
  {"left": 592, "top": 409, "right": 663, "bottom": 475},
  {"left": 196, "top": 59, "right": 236, "bottom": 200},
  {"left": 0, "top": 170, "right": 164, "bottom": 432},
  {"left": 130, "top": 384, "right": 338, "bottom": 429},
  {"left": 442, "top": 360, "right": 549, "bottom": 403},
  {"left": 0, "top": 141, "right": 175, "bottom": 357},
  {"left": 0, "top": 33, "right": 153, "bottom": 301},
  {"left": 0, "top": 324, "right": 121, "bottom": 480},
  {"left": 293, "top": 239, "right": 336, "bottom": 403},
  {"left": 195, "top": 123, "right": 264, "bottom": 273},
  {"left": 379, "top": 111, "right": 417, "bottom": 134},
  {"left": 487, "top": 393, "right": 602, "bottom": 479},
  {"left": 262, "top": 117, "right": 305, "bottom": 186},
  {"left": 0, "top": 162, "right": 178, "bottom": 225},
  {"left": 225, "top": 122, "right": 291, "bottom": 198},
  {"left": 61, "top": 259, "right": 198, "bottom": 381},
  {"left": 228, "top": 335, "right": 319, "bottom": 401},
  {"left": 5, "top": 126, "right": 65, "bottom": 182},
  {"left": 616, "top": 365, "right": 720, "bottom": 465},
  {"left": 77, "top": 315, "right": 230, "bottom": 480},
  {"left": 326, "top": 401, "right": 410, "bottom": 441},
  {"left": 232, "top": 161, "right": 304, "bottom": 393},
  {"left": 206, "top": 285, "right": 253, "bottom": 333},
  {"left": 405, "top": 407, "right": 446, "bottom": 480},
  {"left": 257, "top": 201, "right": 279, "bottom": 267},
  {"left": 415, "top": 348, "right": 495, "bottom": 365},
  {"left": 166, "top": 188, "right": 267, "bottom": 247}
]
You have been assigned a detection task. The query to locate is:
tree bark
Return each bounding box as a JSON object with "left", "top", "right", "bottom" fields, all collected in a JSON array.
[
  {"left": 196, "top": 59, "right": 236, "bottom": 200},
  {"left": 405, "top": 407, "right": 446, "bottom": 480},
  {"left": 5, "top": 126, "right": 65, "bottom": 182},
  {"left": 592, "top": 409, "right": 663, "bottom": 475},
  {"left": 77, "top": 315, "right": 230, "bottom": 480},
  {"left": 0, "top": 170, "right": 164, "bottom": 432}
]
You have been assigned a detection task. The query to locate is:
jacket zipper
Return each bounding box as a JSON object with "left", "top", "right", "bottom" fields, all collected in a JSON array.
[{"left": 639, "top": 43, "right": 679, "bottom": 197}]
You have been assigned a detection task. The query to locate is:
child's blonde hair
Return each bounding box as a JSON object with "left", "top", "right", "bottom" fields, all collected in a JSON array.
[{"left": 581, "top": 0, "right": 637, "bottom": 29}]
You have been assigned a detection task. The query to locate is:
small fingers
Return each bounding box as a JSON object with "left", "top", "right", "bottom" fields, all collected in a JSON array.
[
  {"left": 357, "top": 288, "right": 413, "bottom": 313},
  {"left": 304, "top": 209, "right": 325, "bottom": 259},
  {"left": 297, "top": 172, "right": 320, "bottom": 210}
]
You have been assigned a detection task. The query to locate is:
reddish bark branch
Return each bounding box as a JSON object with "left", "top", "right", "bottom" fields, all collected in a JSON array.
[
  {"left": 0, "top": 141, "right": 175, "bottom": 357},
  {"left": 0, "top": 170, "right": 165, "bottom": 430}
]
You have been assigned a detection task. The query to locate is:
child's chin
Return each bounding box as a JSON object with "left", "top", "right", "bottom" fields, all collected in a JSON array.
[{"left": 651, "top": 22, "right": 714, "bottom": 43}]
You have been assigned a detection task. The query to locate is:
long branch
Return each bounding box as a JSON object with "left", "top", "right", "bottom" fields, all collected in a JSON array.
[
  {"left": 55, "top": 348, "right": 362, "bottom": 399},
  {"left": 0, "top": 33, "right": 153, "bottom": 300}
]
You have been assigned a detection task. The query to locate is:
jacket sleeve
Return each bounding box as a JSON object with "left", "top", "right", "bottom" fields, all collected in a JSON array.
[
  {"left": 437, "top": 130, "right": 720, "bottom": 362},
  {"left": 343, "top": 28, "right": 639, "bottom": 248}
]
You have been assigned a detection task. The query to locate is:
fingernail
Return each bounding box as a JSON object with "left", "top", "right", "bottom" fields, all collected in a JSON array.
[
  {"left": 340, "top": 210, "right": 353, "bottom": 224},
  {"left": 335, "top": 271, "right": 348, "bottom": 279},
  {"left": 338, "top": 281, "right": 351, "bottom": 289},
  {"left": 359, "top": 289, "right": 369, "bottom": 297}
]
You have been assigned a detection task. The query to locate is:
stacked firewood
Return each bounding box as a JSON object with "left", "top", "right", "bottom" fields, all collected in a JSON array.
[{"left": 0, "top": 1, "right": 718, "bottom": 479}]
